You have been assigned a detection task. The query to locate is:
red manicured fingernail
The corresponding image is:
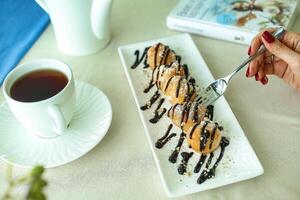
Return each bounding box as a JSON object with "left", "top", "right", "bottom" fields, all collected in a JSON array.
[
  {"left": 246, "top": 67, "right": 250, "bottom": 77},
  {"left": 247, "top": 46, "right": 251, "bottom": 55},
  {"left": 255, "top": 73, "right": 259, "bottom": 81},
  {"left": 261, "top": 76, "right": 268, "bottom": 85},
  {"left": 262, "top": 31, "right": 275, "bottom": 43}
]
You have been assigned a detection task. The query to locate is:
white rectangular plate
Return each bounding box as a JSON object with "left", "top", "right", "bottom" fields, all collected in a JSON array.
[{"left": 118, "top": 34, "right": 263, "bottom": 198}]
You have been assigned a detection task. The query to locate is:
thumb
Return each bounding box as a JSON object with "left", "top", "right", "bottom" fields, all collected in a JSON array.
[{"left": 261, "top": 30, "right": 299, "bottom": 68}]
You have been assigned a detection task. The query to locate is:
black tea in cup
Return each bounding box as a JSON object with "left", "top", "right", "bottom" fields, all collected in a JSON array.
[{"left": 10, "top": 69, "right": 68, "bottom": 102}]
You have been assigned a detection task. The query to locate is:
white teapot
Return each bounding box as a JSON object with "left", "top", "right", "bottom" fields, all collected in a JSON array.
[{"left": 35, "top": 0, "right": 113, "bottom": 56}]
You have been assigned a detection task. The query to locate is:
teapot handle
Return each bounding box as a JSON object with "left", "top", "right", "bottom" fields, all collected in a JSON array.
[{"left": 35, "top": 0, "right": 49, "bottom": 13}]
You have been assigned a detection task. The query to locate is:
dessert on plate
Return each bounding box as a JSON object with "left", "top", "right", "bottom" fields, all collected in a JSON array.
[
  {"left": 147, "top": 43, "right": 177, "bottom": 69},
  {"left": 131, "top": 42, "right": 229, "bottom": 184}
]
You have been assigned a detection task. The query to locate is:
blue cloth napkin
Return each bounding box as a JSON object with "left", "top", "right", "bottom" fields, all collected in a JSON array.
[{"left": 0, "top": 0, "right": 49, "bottom": 85}]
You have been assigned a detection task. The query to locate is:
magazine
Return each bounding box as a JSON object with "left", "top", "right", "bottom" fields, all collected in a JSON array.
[{"left": 167, "top": 0, "right": 299, "bottom": 44}]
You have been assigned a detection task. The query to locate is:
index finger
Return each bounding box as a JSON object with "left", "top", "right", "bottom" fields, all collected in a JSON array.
[
  {"left": 250, "top": 29, "right": 300, "bottom": 55},
  {"left": 249, "top": 28, "right": 275, "bottom": 57}
]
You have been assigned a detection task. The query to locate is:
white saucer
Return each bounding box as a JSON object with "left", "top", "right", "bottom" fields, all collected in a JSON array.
[{"left": 0, "top": 81, "right": 112, "bottom": 168}]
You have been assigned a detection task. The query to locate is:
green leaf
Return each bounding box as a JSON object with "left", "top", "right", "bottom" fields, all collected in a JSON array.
[{"left": 31, "top": 166, "right": 44, "bottom": 178}]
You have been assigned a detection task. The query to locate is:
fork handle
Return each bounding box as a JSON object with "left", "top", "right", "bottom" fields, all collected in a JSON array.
[{"left": 225, "top": 27, "right": 286, "bottom": 82}]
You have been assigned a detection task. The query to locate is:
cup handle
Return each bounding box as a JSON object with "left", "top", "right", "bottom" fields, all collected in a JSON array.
[{"left": 48, "top": 105, "right": 66, "bottom": 135}]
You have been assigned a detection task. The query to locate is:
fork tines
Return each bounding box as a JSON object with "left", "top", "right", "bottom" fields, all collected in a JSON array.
[{"left": 196, "top": 86, "right": 219, "bottom": 106}]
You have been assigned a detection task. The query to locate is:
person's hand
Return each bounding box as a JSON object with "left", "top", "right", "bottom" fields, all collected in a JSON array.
[{"left": 246, "top": 29, "right": 300, "bottom": 91}]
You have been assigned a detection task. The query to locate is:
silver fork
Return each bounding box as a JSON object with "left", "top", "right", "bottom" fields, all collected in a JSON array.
[{"left": 197, "top": 27, "right": 286, "bottom": 106}]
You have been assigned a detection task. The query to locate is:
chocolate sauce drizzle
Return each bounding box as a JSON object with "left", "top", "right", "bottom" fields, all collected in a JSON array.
[
  {"left": 149, "top": 98, "right": 167, "bottom": 123},
  {"left": 178, "top": 152, "right": 194, "bottom": 175},
  {"left": 180, "top": 103, "right": 191, "bottom": 127},
  {"left": 189, "top": 122, "right": 200, "bottom": 139},
  {"left": 197, "top": 137, "right": 230, "bottom": 184},
  {"left": 197, "top": 153, "right": 214, "bottom": 184},
  {"left": 194, "top": 154, "right": 207, "bottom": 173},
  {"left": 167, "top": 103, "right": 178, "bottom": 119},
  {"left": 155, "top": 66, "right": 162, "bottom": 88},
  {"left": 144, "top": 65, "right": 157, "bottom": 93},
  {"left": 160, "top": 45, "right": 170, "bottom": 65},
  {"left": 175, "top": 77, "right": 183, "bottom": 98},
  {"left": 140, "top": 91, "right": 160, "bottom": 110},
  {"left": 200, "top": 122, "right": 209, "bottom": 151},
  {"left": 192, "top": 102, "right": 200, "bottom": 122},
  {"left": 188, "top": 77, "right": 195, "bottom": 85},
  {"left": 169, "top": 132, "right": 185, "bottom": 163},
  {"left": 184, "top": 82, "right": 195, "bottom": 103},
  {"left": 143, "top": 83, "right": 155, "bottom": 93},
  {"left": 143, "top": 52, "right": 149, "bottom": 68},
  {"left": 196, "top": 96, "right": 203, "bottom": 104},
  {"left": 209, "top": 123, "right": 218, "bottom": 149},
  {"left": 164, "top": 76, "right": 175, "bottom": 93},
  {"left": 153, "top": 43, "right": 160, "bottom": 68},
  {"left": 131, "top": 47, "right": 149, "bottom": 69},
  {"left": 176, "top": 55, "right": 181, "bottom": 63},
  {"left": 205, "top": 105, "right": 214, "bottom": 120},
  {"left": 155, "top": 124, "right": 176, "bottom": 149},
  {"left": 182, "top": 64, "right": 189, "bottom": 78}
]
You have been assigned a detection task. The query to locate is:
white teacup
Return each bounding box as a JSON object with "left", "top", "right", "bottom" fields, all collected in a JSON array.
[{"left": 2, "top": 59, "right": 76, "bottom": 139}]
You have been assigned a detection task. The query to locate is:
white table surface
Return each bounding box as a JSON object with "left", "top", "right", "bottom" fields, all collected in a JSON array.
[{"left": 1, "top": 0, "right": 300, "bottom": 199}]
